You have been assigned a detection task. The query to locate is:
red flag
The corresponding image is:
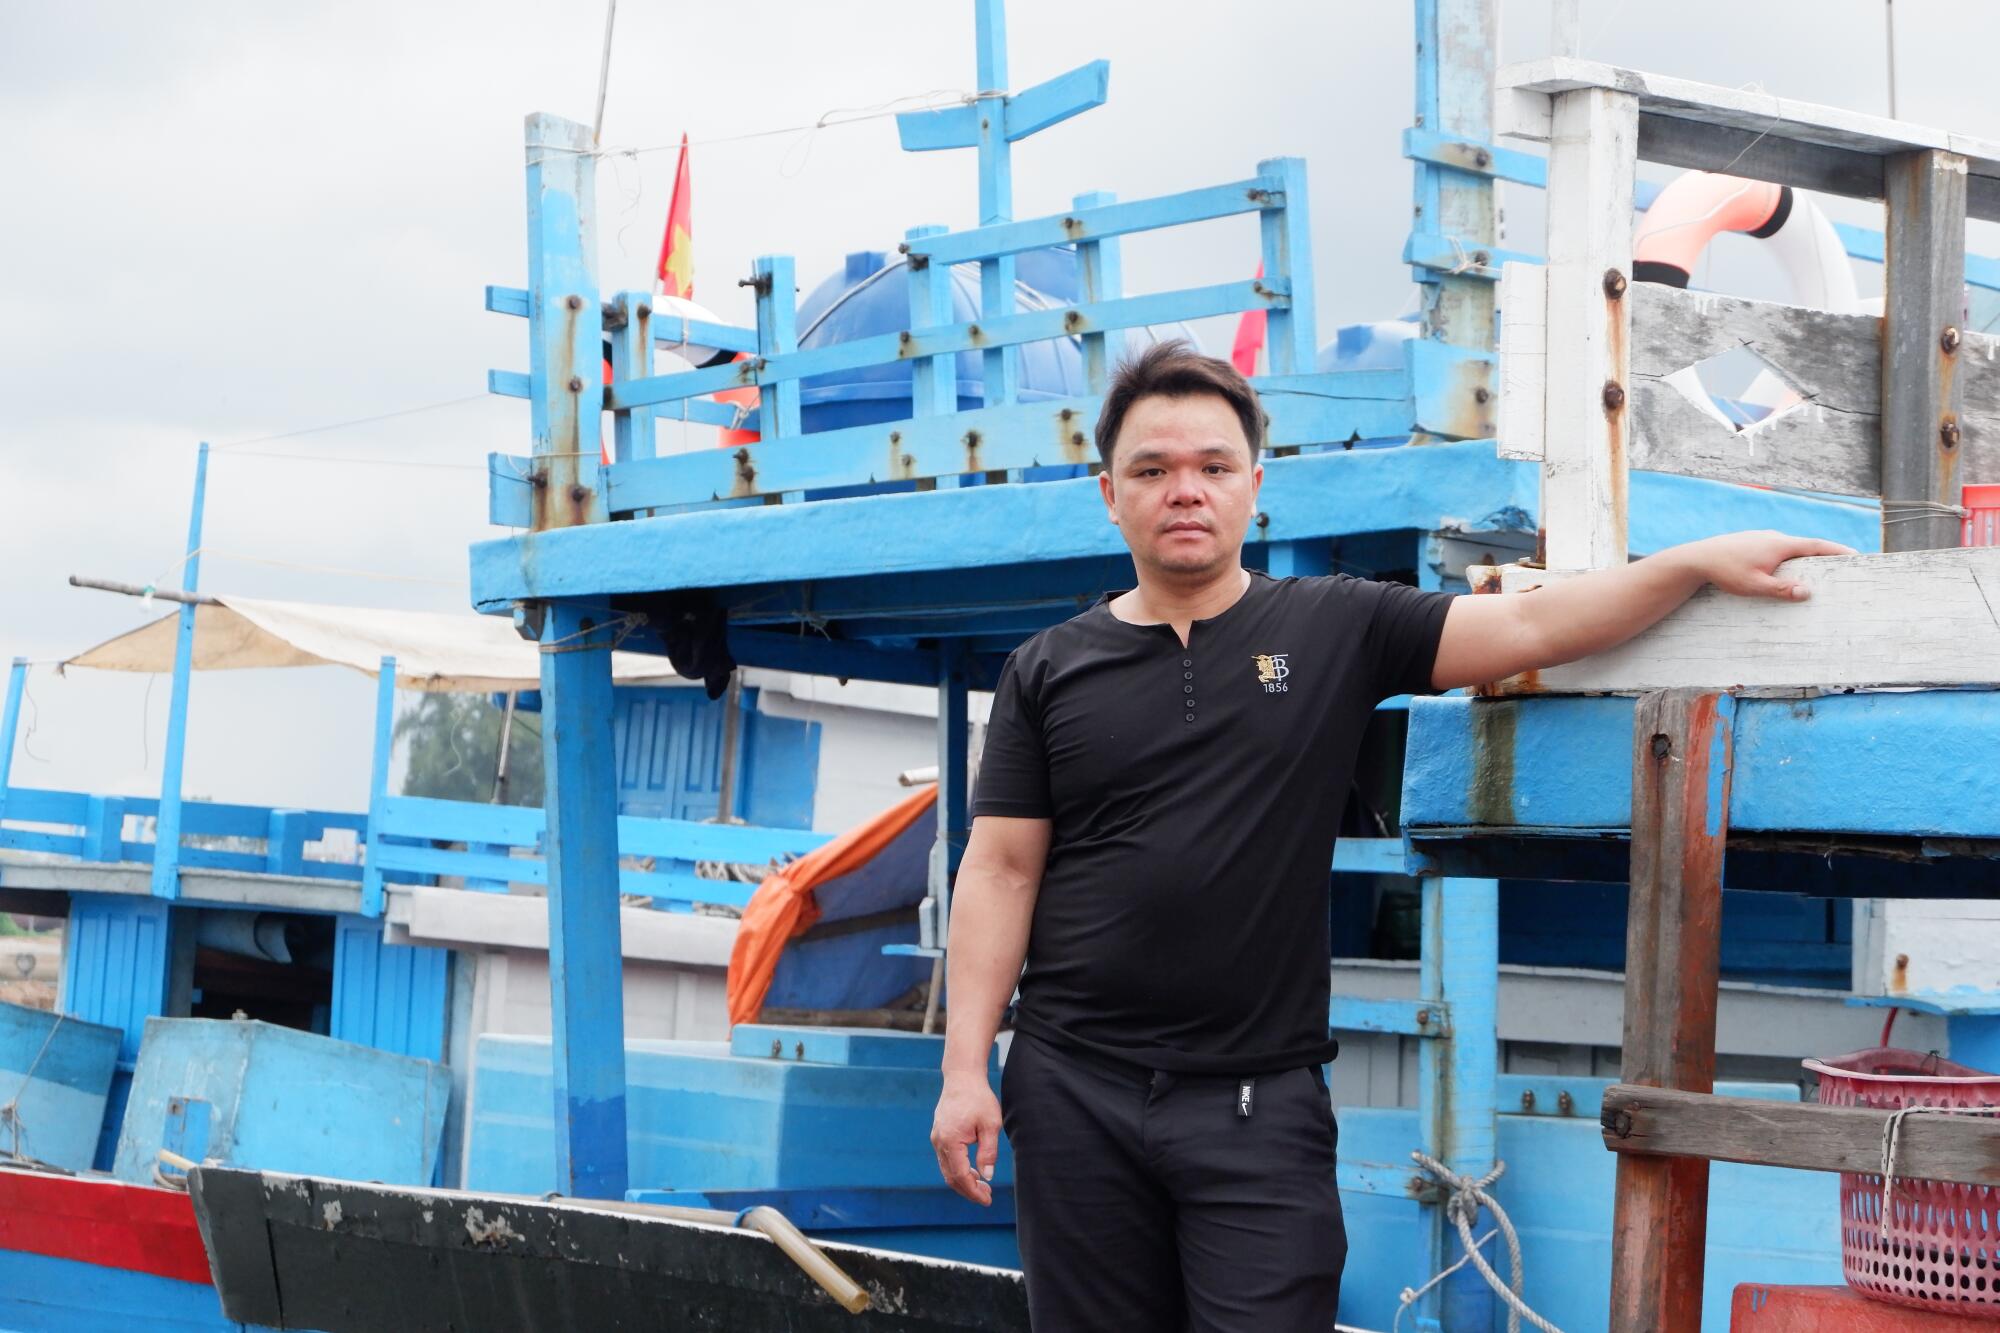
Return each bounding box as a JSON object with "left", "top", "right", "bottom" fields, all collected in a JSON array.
[
  {"left": 1230, "top": 263, "right": 1266, "bottom": 377},
  {"left": 655, "top": 134, "right": 693, "bottom": 299}
]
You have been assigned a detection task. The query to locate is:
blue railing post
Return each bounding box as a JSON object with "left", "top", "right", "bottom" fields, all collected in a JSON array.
[
  {"left": 523, "top": 109, "right": 627, "bottom": 1200},
  {"left": 1257, "top": 157, "right": 1317, "bottom": 376},
  {"left": 973, "top": 0, "right": 1019, "bottom": 409},
  {"left": 151, "top": 442, "right": 209, "bottom": 899},
  {"left": 361, "top": 655, "right": 397, "bottom": 918},
  {"left": 1412, "top": 0, "right": 1497, "bottom": 351},
  {"left": 905, "top": 225, "right": 956, "bottom": 418},
  {"left": 1417, "top": 875, "right": 1500, "bottom": 1332},
  {"left": 0, "top": 658, "right": 26, "bottom": 830},
  {"left": 608, "top": 290, "right": 657, "bottom": 465},
  {"left": 1071, "top": 191, "right": 1124, "bottom": 393},
  {"left": 752, "top": 256, "right": 802, "bottom": 441},
  {"left": 538, "top": 601, "right": 629, "bottom": 1199}
]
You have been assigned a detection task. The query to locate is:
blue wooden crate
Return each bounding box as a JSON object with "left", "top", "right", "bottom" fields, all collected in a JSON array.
[
  {"left": 465, "top": 1025, "right": 1005, "bottom": 1197},
  {"left": 0, "top": 1001, "right": 120, "bottom": 1172},
  {"left": 111, "top": 1017, "right": 450, "bottom": 1187}
]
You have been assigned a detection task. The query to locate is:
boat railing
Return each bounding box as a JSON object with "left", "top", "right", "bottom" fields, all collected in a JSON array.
[
  {"left": 0, "top": 785, "right": 366, "bottom": 881},
  {"left": 360, "top": 792, "right": 829, "bottom": 917}
]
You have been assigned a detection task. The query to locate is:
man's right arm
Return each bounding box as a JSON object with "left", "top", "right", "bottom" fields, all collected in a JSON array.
[{"left": 930, "top": 813, "right": 1051, "bottom": 1206}]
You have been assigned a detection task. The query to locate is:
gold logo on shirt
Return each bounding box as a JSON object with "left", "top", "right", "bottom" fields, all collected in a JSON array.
[{"left": 1252, "top": 653, "right": 1290, "bottom": 692}]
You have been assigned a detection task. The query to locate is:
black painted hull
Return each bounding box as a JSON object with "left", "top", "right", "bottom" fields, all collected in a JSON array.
[{"left": 188, "top": 1168, "right": 1029, "bottom": 1332}]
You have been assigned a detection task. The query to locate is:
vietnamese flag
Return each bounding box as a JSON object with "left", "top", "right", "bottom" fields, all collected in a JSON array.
[
  {"left": 1230, "top": 263, "right": 1266, "bottom": 377},
  {"left": 656, "top": 134, "right": 693, "bottom": 300}
]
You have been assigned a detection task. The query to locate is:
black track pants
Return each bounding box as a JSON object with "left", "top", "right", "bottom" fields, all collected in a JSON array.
[{"left": 1000, "top": 1032, "right": 1347, "bottom": 1332}]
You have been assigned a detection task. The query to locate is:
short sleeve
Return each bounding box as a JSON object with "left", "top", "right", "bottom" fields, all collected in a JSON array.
[
  {"left": 971, "top": 651, "right": 1053, "bottom": 819},
  {"left": 1363, "top": 579, "right": 1457, "bottom": 701}
]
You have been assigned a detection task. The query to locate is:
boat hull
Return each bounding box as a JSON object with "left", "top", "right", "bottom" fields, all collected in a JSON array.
[{"left": 189, "top": 1168, "right": 1030, "bottom": 1332}]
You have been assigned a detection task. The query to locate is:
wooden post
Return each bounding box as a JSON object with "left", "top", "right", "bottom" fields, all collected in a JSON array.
[
  {"left": 1541, "top": 88, "right": 1636, "bottom": 571},
  {"left": 1413, "top": 0, "right": 1497, "bottom": 350},
  {"left": 151, "top": 442, "right": 210, "bottom": 899},
  {"left": 1610, "top": 689, "right": 1734, "bottom": 1332},
  {"left": 1881, "top": 149, "right": 1968, "bottom": 553}
]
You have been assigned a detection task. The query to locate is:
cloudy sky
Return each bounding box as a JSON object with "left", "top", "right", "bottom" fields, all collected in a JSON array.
[{"left": 4, "top": 0, "right": 1995, "bottom": 812}]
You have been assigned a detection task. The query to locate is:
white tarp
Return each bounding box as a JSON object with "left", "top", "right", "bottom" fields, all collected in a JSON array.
[{"left": 62, "top": 595, "right": 684, "bottom": 693}]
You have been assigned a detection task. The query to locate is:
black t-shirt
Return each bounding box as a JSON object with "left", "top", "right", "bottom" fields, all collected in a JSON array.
[{"left": 971, "top": 569, "right": 1456, "bottom": 1075}]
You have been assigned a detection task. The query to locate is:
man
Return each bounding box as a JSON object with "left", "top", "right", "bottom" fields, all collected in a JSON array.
[{"left": 931, "top": 340, "right": 1852, "bottom": 1329}]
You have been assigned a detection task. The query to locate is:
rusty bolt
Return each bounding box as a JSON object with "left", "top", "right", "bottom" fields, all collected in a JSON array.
[
  {"left": 1557, "top": 1090, "right": 1575, "bottom": 1116},
  {"left": 1897, "top": 952, "right": 1910, "bottom": 970},
  {"left": 636, "top": 303, "right": 652, "bottom": 319},
  {"left": 1071, "top": 432, "right": 1087, "bottom": 448},
  {"left": 1942, "top": 419, "right": 1962, "bottom": 450},
  {"left": 1059, "top": 408, "right": 1074, "bottom": 421},
  {"left": 889, "top": 431, "right": 902, "bottom": 444},
  {"left": 733, "top": 448, "right": 750, "bottom": 465},
  {"left": 1415, "top": 1008, "right": 1431, "bottom": 1027},
  {"left": 1521, "top": 1090, "right": 1537, "bottom": 1112},
  {"left": 1650, "top": 733, "right": 1672, "bottom": 761},
  {"left": 1474, "top": 148, "right": 1492, "bottom": 169},
  {"left": 1610, "top": 1108, "right": 1634, "bottom": 1138},
  {"left": 1255, "top": 511, "right": 1270, "bottom": 530},
  {"left": 1603, "top": 269, "right": 1628, "bottom": 299},
  {"left": 1602, "top": 381, "right": 1626, "bottom": 411},
  {"left": 567, "top": 376, "right": 584, "bottom": 393},
  {"left": 1473, "top": 251, "right": 1490, "bottom": 267},
  {"left": 967, "top": 323, "right": 982, "bottom": 340},
  {"left": 901, "top": 453, "right": 915, "bottom": 468},
  {"left": 1473, "top": 386, "right": 1492, "bottom": 404},
  {"left": 569, "top": 486, "right": 588, "bottom": 504},
  {"left": 1943, "top": 326, "right": 1963, "bottom": 354},
  {"left": 898, "top": 330, "right": 912, "bottom": 346},
  {"left": 564, "top": 294, "right": 583, "bottom": 312},
  {"left": 794, "top": 1041, "right": 805, "bottom": 1060},
  {"left": 769, "top": 1039, "right": 782, "bottom": 1058}
]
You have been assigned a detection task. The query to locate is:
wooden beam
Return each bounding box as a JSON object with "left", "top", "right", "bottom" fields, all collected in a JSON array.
[
  {"left": 1883, "top": 150, "right": 1970, "bottom": 551},
  {"left": 1499, "top": 59, "right": 2000, "bottom": 217},
  {"left": 1496, "top": 263, "right": 1546, "bottom": 463},
  {"left": 1603, "top": 1084, "right": 2000, "bottom": 1185},
  {"left": 1467, "top": 549, "right": 2000, "bottom": 695},
  {"left": 1541, "top": 87, "right": 1636, "bottom": 570},
  {"left": 1610, "top": 689, "right": 1731, "bottom": 1333}
]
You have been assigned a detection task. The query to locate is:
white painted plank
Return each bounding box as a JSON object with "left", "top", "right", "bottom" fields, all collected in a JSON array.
[
  {"left": 1497, "top": 262, "right": 1547, "bottom": 462},
  {"left": 1541, "top": 87, "right": 1636, "bottom": 570},
  {"left": 1500, "top": 58, "right": 2000, "bottom": 171},
  {"left": 1469, "top": 548, "right": 2000, "bottom": 693}
]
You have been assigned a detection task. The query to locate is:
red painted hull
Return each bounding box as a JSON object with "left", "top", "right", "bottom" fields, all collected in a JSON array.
[{"left": 0, "top": 1165, "right": 213, "bottom": 1286}]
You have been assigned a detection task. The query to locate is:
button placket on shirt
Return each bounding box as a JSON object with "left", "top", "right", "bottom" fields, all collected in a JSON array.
[{"left": 1181, "top": 653, "right": 1195, "bottom": 724}]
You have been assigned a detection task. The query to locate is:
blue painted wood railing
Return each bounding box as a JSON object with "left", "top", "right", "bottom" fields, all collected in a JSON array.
[
  {"left": 481, "top": 153, "right": 1508, "bottom": 519},
  {"left": 361, "top": 794, "right": 829, "bottom": 915},
  {"left": 0, "top": 784, "right": 828, "bottom": 915}
]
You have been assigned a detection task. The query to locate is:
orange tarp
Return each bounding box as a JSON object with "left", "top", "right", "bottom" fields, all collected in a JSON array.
[{"left": 725, "top": 785, "right": 939, "bottom": 1027}]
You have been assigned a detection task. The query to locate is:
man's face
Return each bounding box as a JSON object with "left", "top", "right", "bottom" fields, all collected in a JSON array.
[{"left": 1098, "top": 393, "right": 1263, "bottom": 579}]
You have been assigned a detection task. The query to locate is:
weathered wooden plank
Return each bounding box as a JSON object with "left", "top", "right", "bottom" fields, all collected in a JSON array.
[
  {"left": 1610, "top": 690, "right": 1730, "bottom": 1333},
  {"left": 1630, "top": 283, "right": 1882, "bottom": 496},
  {"left": 1636, "top": 113, "right": 1885, "bottom": 203},
  {"left": 1496, "top": 262, "right": 1546, "bottom": 462},
  {"left": 1602, "top": 1084, "right": 2000, "bottom": 1186},
  {"left": 1468, "top": 549, "right": 2000, "bottom": 694},
  {"left": 1883, "top": 150, "right": 1970, "bottom": 551},
  {"left": 1542, "top": 87, "right": 1636, "bottom": 570},
  {"left": 1499, "top": 60, "right": 2000, "bottom": 218}
]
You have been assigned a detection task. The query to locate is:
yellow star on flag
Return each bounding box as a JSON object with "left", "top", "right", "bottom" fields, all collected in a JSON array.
[{"left": 662, "top": 224, "right": 693, "bottom": 299}]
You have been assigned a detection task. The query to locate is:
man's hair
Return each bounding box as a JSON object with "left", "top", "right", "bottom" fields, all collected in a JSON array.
[{"left": 1093, "top": 338, "right": 1266, "bottom": 467}]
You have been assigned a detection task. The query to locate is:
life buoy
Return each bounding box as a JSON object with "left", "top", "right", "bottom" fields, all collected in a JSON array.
[{"left": 1633, "top": 172, "right": 1863, "bottom": 430}]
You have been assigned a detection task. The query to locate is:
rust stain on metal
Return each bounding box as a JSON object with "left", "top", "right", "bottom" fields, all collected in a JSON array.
[
  {"left": 966, "top": 323, "right": 984, "bottom": 346},
  {"left": 963, "top": 429, "right": 982, "bottom": 470},
  {"left": 1891, "top": 952, "right": 1910, "bottom": 995},
  {"left": 1604, "top": 282, "right": 1630, "bottom": 555},
  {"left": 1432, "top": 356, "right": 1495, "bottom": 439},
  {"left": 1467, "top": 698, "right": 1518, "bottom": 827},
  {"left": 534, "top": 294, "right": 596, "bottom": 531},
  {"left": 1057, "top": 408, "right": 1091, "bottom": 465},
  {"left": 1061, "top": 215, "right": 1083, "bottom": 238},
  {"left": 1063, "top": 309, "right": 1084, "bottom": 333}
]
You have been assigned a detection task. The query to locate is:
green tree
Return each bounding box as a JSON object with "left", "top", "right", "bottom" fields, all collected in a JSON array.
[{"left": 396, "top": 693, "right": 544, "bottom": 806}]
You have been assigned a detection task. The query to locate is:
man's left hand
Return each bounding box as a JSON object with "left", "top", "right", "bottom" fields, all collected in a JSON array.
[{"left": 1691, "top": 530, "right": 1858, "bottom": 601}]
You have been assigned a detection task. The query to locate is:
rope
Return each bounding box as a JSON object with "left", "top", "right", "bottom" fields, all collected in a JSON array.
[
  {"left": 1882, "top": 498, "right": 1971, "bottom": 524},
  {"left": 1404, "top": 1152, "right": 1563, "bottom": 1333},
  {"left": 536, "top": 611, "right": 648, "bottom": 655},
  {"left": 0, "top": 1013, "right": 66, "bottom": 1164},
  {"left": 1878, "top": 1102, "right": 2000, "bottom": 1240},
  {"left": 1392, "top": 1226, "right": 1502, "bottom": 1333}
]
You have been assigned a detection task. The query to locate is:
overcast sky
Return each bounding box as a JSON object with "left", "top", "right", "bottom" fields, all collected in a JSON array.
[{"left": 4, "top": 0, "right": 1996, "bottom": 813}]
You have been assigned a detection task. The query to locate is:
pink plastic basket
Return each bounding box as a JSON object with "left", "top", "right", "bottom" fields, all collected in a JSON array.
[
  {"left": 1965, "top": 483, "right": 2000, "bottom": 547},
  {"left": 1805, "top": 1047, "right": 2000, "bottom": 1312}
]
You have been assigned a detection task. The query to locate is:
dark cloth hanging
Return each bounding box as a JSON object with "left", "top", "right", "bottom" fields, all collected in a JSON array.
[{"left": 625, "top": 590, "right": 736, "bottom": 699}]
